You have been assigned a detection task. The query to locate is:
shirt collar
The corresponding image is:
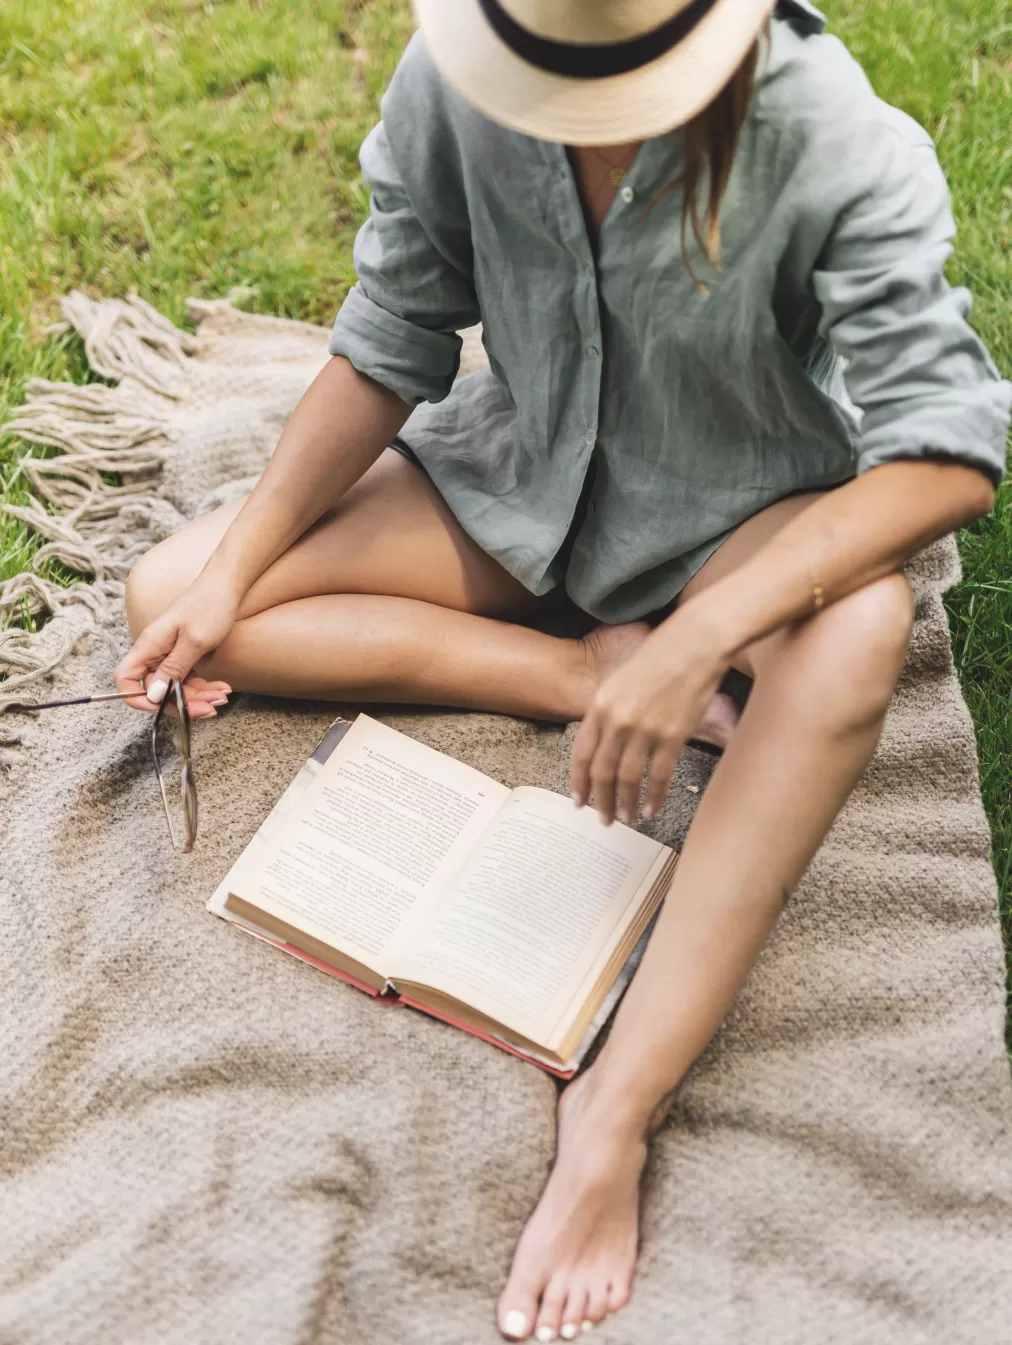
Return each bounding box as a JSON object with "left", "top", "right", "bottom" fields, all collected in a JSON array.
[{"left": 776, "top": 0, "right": 827, "bottom": 32}]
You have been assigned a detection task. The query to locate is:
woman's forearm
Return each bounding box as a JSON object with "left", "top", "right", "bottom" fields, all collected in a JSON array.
[
  {"left": 200, "top": 355, "right": 411, "bottom": 599},
  {"left": 682, "top": 460, "right": 995, "bottom": 659}
]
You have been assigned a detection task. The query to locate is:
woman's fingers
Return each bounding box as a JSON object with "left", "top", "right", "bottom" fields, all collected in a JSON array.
[
  {"left": 183, "top": 677, "right": 232, "bottom": 712},
  {"left": 115, "top": 620, "right": 178, "bottom": 708},
  {"left": 571, "top": 711, "right": 603, "bottom": 807},
  {"left": 588, "top": 723, "right": 633, "bottom": 826},
  {"left": 573, "top": 638, "right": 726, "bottom": 821},
  {"left": 642, "top": 739, "right": 682, "bottom": 820},
  {"left": 115, "top": 625, "right": 231, "bottom": 718},
  {"left": 598, "top": 727, "right": 688, "bottom": 825},
  {"left": 144, "top": 632, "right": 214, "bottom": 707},
  {"left": 181, "top": 677, "right": 232, "bottom": 720},
  {"left": 575, "top": 698, "right": 654, "bottom": 823},
  {"left": 614, "top": 731, "right": 654, "bottom": 825},
  {"left": 184, "top": 676, "right": 231, "bottom": 698}
]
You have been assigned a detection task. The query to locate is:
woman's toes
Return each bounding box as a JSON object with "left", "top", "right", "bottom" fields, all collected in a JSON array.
[
  {"left": 559, "top": 1284, "right": 588, "bottom": 1338},
  {"left": 605, "top": 1270, "right": 634, "bottom": 1315},
  {"left": 581, "top": 1273, "right": 611, "bottom": 1327},
  {"left": 500, "top": 1306, "right": 534, "bottom": 1340},
  {"left": 533, "top": 1277, "right": 568, "bottom": 1341},
  {"left": 498, "top": 1248, "right": 547, "bottom": 1338}
]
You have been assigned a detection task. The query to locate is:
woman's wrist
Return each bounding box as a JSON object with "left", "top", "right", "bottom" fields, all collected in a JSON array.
[
  {"left": 197, "top": 495, "right": 304, "bottom": 608},
  {"left": 657, "top": 589, "right": 744, "bottom": 667},
  {"left": 194, "top": 550, "right": 252, "bottom": 610}
]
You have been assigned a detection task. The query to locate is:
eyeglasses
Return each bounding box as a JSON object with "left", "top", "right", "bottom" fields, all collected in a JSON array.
[
  {"left": 151, "top": 679, "right": 198, "bottom": 853},
  {"left": 2, "top": 681, "right": 198, "bottom": 852}
]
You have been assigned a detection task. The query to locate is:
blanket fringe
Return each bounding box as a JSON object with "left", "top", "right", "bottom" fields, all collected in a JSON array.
[
  {"left": 61, "top": 291, "right": 197, "bottom": 399},
  {"left": 0, "top": 290, "right": 198, "bottom": 694}
]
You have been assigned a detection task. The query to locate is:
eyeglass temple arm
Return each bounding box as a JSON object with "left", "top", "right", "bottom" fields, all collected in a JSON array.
[{"left": 2, "top": 690, "right": 140, "bottom": 714}]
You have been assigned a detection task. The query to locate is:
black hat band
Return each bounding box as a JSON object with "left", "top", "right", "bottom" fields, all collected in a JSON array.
[{"left": 477, "top": 0, "right": 721, "bottom": 80}]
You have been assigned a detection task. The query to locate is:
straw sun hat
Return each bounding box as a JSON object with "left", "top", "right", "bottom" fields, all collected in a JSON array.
[{"left": 413, "top": 0, "right": 777, "bottom": 146}]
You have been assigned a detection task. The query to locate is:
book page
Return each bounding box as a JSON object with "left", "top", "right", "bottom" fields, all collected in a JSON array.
[
  {"left": 387, "top": 787, "right": 668, "bottom": 1044},
  {"left": 228, "top": 715, "right": 510, "bottom": 972},
  {"left": 208, "top": 719, "right": 352, "bottom": 924}
]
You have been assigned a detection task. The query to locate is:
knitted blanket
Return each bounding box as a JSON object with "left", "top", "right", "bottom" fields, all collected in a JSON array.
[{"left": 1, "top": 296, "right": 1010, "bottom": 1344}]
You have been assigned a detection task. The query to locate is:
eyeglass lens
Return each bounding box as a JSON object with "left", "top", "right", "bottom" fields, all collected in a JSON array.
[{"left": 151, "top": 680, "right": 198, "bottom": 852}]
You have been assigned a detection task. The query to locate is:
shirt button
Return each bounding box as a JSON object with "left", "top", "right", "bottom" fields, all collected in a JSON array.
[
  {"left": 620, "top": 185, "right": 635, "bottom": 203},
  {"left": 586, "top": 344, "right": 600, "bottom": 359}
]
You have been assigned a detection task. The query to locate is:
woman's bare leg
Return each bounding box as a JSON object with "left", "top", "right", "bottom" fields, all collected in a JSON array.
[
  {"left": 496, "top": 495, "right": 916, "bottom": 1341},
  {"left": 130, "top": 449, "right": 729, "bottom": 728}
]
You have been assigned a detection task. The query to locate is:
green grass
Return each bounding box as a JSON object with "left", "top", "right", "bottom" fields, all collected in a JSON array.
[
  {"left": 1, "top": 2, "right": 1010, "bottom": 1011},
  {"left": 0, "top": 0, "right": 412, "bottom": 589}
]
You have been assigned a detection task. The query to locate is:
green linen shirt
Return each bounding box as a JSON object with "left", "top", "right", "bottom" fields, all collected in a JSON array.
[{"left": 329, "top": 0, "right": 1011, "bottom": 623}]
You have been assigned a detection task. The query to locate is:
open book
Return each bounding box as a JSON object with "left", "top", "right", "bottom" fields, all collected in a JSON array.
[{"left": 208, "top": 715, "right": 675, "bottom": 1076}]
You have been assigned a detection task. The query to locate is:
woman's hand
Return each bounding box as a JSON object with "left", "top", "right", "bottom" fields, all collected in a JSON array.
[
  {"left": 571, "top": 612, "right": 729, "bottom": 826},
  {"left": 114, "top": 573, "right": 240, "bottom": 718}
]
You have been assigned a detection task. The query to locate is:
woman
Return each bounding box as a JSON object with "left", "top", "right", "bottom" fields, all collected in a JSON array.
[{"left": 117, "top": 0, "right": 1010, "bottom": 1339}]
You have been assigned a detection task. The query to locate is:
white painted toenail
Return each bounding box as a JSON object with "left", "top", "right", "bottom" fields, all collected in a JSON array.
[
  {"left": 581, "top": 1323, "right": 595, "bottom": 1334},
  {"left": 503, "top": 1310, "right": 529, "bottom": 1339},
  {"left": 561, "top": 1326, "right": 579, "bottom": 1339},
  {"left": 536, "top": 1329, "right": 556, "bottom": 1343}
]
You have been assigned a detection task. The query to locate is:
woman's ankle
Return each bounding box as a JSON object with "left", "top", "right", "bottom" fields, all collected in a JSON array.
[
  {"left": 564, "top": 623, "right": 653, "bottom": 718},
  {"left": 565, "top": 1060, "right": 667, "bottom": 1146},
  {"left": 572, "top": 1030, "right": 697, "bottom": 1140}
]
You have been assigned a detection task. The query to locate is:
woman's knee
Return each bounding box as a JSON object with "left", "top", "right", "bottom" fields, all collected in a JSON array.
[
  {"left": 751, "top": 571, "right": 913, "bottom": 732},
  {"left": 125, "top": 538, "right": 185, "bottom": 635},
  {"left": 831, "top": 570, "right": 914, "bottom": 665},
  {"left": 801, "top": 572, "right": 914, "bottom": 725},
  {"left": 125, "top": 501, "right": 244, "bottom": 635}
]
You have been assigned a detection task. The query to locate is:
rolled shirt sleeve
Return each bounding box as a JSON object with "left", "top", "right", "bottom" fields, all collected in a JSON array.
[
  {"left": 812, "top": 111, "right": 1010, "bottom": 485},
  {"left": 329, "top": 90, "right": 480, "bottom": 405}
]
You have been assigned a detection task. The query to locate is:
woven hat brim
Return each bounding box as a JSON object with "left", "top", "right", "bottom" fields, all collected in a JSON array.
[{"left": 414, "top": 0, "right": 776, "bottom": 146}]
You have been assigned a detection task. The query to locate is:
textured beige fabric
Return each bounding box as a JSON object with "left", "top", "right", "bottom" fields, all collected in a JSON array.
[{"left": 2, "top": 299, "right": 1011, "bottom": 1343}]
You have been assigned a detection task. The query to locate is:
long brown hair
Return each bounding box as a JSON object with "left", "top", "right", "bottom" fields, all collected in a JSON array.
[{"left": 662, "top": 24, "right": 768, "bottom": 288}]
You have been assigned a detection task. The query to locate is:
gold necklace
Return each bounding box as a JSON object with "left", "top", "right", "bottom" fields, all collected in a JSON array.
[{"left": 590, "top": 144, "right": 635, "bottom": 187}]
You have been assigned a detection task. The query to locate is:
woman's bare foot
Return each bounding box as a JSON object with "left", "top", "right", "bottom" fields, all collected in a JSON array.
[
  {"left": 691, "top": 687, "right": 739, "bottom": 753},
  {"left": 497, "top": 1070, "right": 647, "bottom": 1341},
  {"left": 576, "top": 622, "right": 740, "bottom": 752}
]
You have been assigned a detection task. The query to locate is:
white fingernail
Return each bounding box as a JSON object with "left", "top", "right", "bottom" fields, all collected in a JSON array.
[
  {"left": 561, "top": 1326, "right": 580, "bottom": 1340},
  {"left": 642, "top": 803, "right": 655, "bottom": 819},
  {"left": 617, "top": 807, "right": 631, "bottom": 825},
  {"left": 146, "top": 679, "right": 168, "bottom": 704},
  {"left": 503, "top": 1311, "right": 529, "bottom": 1339},
  {"left": 536, "top": 1329, "right": 556, "bottom": 1343},
  {"left": 210, "top": 698, "right": 229, "bottom": 707},
  {"left": 571, "top": 793, "right": 583, "bottom": 808}
]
